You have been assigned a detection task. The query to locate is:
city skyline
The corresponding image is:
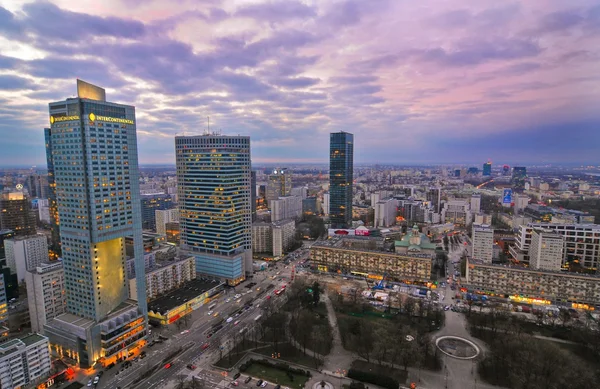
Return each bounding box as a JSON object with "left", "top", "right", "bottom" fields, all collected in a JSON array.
[{"left": 1, "top": 0, "right": 600, "bottom": 166}]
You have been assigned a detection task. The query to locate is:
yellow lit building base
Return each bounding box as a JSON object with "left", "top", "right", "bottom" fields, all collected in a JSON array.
[{"left": 509, "top": 295, "right": 551, "bottom": 305}]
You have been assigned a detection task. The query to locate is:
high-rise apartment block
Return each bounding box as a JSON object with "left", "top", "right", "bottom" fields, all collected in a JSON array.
[
  {"left": 470, "top": 193, "right": 481, "bottom": 214},
  {"left": 512, "top": 167, "right": 527, "bottom": 192},
  {"left": 329, "top": 132, "right": 354, "bottom": 228},
  {"left": 266, "top": 168, "right": 292, "bottom": 205},
  {"left": 140, "top": 193, "right": 174, "bottom": 230},
  {"left": 374, "top": 197, "right": 397, "bottom": 228},
  {"left": 0, "top": 191, "right": 36, "bottom": 237},
  {"left": 5, "top": 234, "right": 49, "bottom": 283},
  {"left": 176, "top": 135, "right": 252, "bottom": 285},
  {"left": 472, "top": 224, "right": 494, "bottom": 264},
  {"left": 128, "top": 255, "right": 196, "bottom": 301},
  {"left": 43, "top": 80, "right": 147, "bottom": 368},
  {"left": 252, "top": 219, "right": 295, "bottom": 257},
  {"left": 0, "top": 334, "right": 51, "bottom": 389},
  {"left": 426, "top": 188, "right": 441, "bottom": 213},
  {"left": 528, "top": 228, "right": 565, "bottom": 271},
  {"left": 271, "top": 196, "right": 302, "bottom": 222},
  {"left": 322, "top": 193, "right": 330, "bottom": 215},
  {"left": 25, "top": 262, "right": 66, "bottom": 333},
  {"left": 156, "top": 208, "right": 179, "bottom": 236}
]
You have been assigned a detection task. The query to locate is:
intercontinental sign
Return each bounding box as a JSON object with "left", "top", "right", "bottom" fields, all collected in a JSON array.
[
  {"left": 88, "top": 113, "right": 134, "bottom": 125},
  {"left": 49, "top": 115, "right": 79, "bottom": 124}
]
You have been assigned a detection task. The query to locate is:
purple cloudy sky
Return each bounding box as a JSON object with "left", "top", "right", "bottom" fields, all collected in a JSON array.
[{"left": 0, "top": 0, "right": 599, "bottom": 166}]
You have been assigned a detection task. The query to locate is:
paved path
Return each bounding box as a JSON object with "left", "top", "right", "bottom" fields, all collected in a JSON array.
[{"left": 321, "top": 293, "right": 356, "bottom": 374}]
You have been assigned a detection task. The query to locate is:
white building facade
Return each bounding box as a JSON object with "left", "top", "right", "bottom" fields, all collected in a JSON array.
[
  {"left": 5, "top": 234, "right": 49, "bottom": 283},
  {"left": 0, "top": 333, "right": 51, "bottom": 389},
  {"left": 271, "top": 196, "right": 302, "bottom": 222},
  {"left": 129, "top": 256, "right": 196, "bottom": 301},
  {"left": 25, "top": 262, "right": 66, "bottom": 333},
  {"left": 155, "top": 208, "right": 179, "bottom": 236},
  {"left": 529, "top": 228, "right": 565, "bottom": 271},
  {"left": 472, "top": 224, "right": 494, "bottom": 264}
]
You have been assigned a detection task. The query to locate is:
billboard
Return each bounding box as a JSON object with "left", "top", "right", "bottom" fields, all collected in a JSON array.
[
  {"left": 355, "top": 226, "right": 370, "bottom": 236},
  {"left": 502, "top": 188, "right": 513, "bottom": 205},
  {"left": 328, "top": 229, "right": 356, "bottom": 236}
]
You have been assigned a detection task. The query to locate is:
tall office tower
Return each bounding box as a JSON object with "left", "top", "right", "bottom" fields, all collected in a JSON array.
[
  {"left": 266, "top": 168, "right": 292, "bottom": 205},
  {"left": 482, "top": 161, "right": 492, "bottom": 176},
  {"left": 329, "top": 131, "right": 354, "bottom": 228},
  {"left": 251, "top": 171, "right": 257, "bottom": 222},
  {"left": 426, "top": 187, "right": 441, "bottom": 213},
  {"left": 472, "top": 224, "right": 494, "bottom": 264},
  {"left": 528, "top": 228, "right": 564, "bottom": 272},
  {"left": 512, "top": 166, "right": 527, "bottom": 192},
  {"left": 0, "top": 191, "right": 36, "bottom": 237},
  {"left": 140, "top": 193, "right": 174, "bottom": 230},
  {"left": 175, "top": 134, "right": 252, "bottom": 286},
  {"left": 44, "top": 80, "right": 147, "bottom": 368},
  {"left": 5, "top": 234, "right": 49, "bottom": 283},
  {"left": 470, "top": 193, "right": 481, "bottom": 214},
  {"left": 25, "top": 261, "right": 66, "bottom": 333},
  {"left": 44, "top": 128, "right": 61, "bottom": 256},
  {"left": 155, "top": 208, "right": 179, "bottom": 236}
]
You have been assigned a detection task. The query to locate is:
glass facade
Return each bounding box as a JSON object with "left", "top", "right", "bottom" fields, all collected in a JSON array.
[
  {"left": 49, "top": 95, "right": 147, "bottom": 321},
  {"left": 44, "top": 128, "right": 61, "bottom": 256},
  {"left": 175, "top": 135, "right": 252, "bottom": 284},
  {"left": 329, "top": 132, "right": 354, "bottom": 228},
  {"left": 140, "top": 194, "right": 174, "bottom": 230}
]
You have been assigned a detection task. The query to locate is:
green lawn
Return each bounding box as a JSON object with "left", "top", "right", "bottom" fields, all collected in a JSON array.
[
  {"left": 351, "top": 360, "right": 408, "bottom": 383},
  {"left": 245, "top": 363, "right": 309, "bottom": 389}
]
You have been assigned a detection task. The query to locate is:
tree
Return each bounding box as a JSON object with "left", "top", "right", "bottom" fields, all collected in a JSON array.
[
  {"left": 355, "top": 320, "right": 375, "bottom": 362},
  {"left": 312, "top": 281, "right": 321, "bottom": 306},
  {"left": 296, "top": 310, "right": 315, "bottom": 355},
  {"left": 559, "top": 309, "right": 571, "bottom": 328}
]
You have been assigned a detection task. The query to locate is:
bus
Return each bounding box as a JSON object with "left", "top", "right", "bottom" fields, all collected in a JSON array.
[
  {"left": 350, "top": 271, "right": 369, "bottom": 277},
  {"left": 208, "top": 303, "right": 217, "bottom": 311},
  {"left": 254, "top": 314, "right": 262, "bottom": 322}
]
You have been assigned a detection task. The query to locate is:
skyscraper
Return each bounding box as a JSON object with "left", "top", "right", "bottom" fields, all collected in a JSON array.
[
  {"left": 44, "top": 128, "right": 61, "bottom": 256},
  {"left": 329, "top": 132, "right": 354, "bottom": 228},
  {"left": 0, "top": 191, "right": 36, "bottom": 237},
  {"left": 43, "top": 80, "right": 147, "bottom": 368},
  {"left": 482, "top": 161, "right": 492, "bottom": 176},
  {"left": 266, "top": 168, "right": 292, "bottom": 205},
  {"left": 512, "top": 166, "right": 527, "bottom": 192},
  {"left": 426, "top": 187, "right": 441, "bottom": 213},
  {"left": 175, "top": 134, "right": 252, "bottom": 285},
  {"left": 140, "top": 193, "right": 174, "bottom": 230}
]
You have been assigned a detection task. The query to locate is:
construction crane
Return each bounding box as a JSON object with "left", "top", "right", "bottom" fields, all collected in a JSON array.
[{"left": 372, "top": 272, "right": 387, "bottom": 290}]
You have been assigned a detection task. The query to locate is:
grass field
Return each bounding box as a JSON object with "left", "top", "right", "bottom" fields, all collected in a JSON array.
[{"left": 245, "top": 363, "right": 309, "bottom": 389}]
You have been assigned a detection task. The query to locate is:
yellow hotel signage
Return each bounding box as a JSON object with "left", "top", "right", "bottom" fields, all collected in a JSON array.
[
  {"left": 89, "top": 113, "right": 134, "bottom": 125},
  {"left": 49, "top": 115, "right": 80, "bottom": 124}
]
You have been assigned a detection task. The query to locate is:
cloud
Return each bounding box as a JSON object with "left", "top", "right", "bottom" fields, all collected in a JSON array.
[
  {"left": 235, "top": 1, "right": 316, "bottom": 21},
  {"left": 0, "top": 75, "right": 37, "bottom": 90}
]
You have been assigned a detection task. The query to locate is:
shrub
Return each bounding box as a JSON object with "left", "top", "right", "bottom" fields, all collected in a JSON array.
[{"left": 347, "top": 368, "right": 399, "bottom": 389}]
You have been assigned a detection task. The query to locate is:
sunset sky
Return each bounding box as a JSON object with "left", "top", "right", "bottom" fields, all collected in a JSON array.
[{"left": 1, "top": 0, "right": 599, "bottom": 166}]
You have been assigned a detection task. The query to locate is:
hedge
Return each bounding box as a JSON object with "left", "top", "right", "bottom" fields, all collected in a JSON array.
[
  {"left": 347, "top": 368, "right": 399, "bottom": 389},
  {"left": 238, "top": 358, "right": 311, "bottom": 377}
]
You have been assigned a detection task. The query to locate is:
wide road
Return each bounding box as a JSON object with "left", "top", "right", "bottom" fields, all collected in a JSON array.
[{"left": 90, "top": 248, "right": 304, "bottom": 389}]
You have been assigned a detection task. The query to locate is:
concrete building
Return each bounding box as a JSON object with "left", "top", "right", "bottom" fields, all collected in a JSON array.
[
  {"left": 155, "top": 208, "right": 179, "bottom": 236},
  {"left": 165, "top": 222, "right": 180, "bottom": 244},
  {"left": 426, "top": 188, "right": 441, "bottom": 213},
  {"left": 266, "top": 168, "right": 292, "bottom": 206},
  {"left": 128, "top": 255, "right": 196, "bottom": 301},
  {"left": 271, "top": 196, "right": 302, "bottom": 222},
  {"left": 394, "top": 225, "right": 437, "bottom": 257},
  {"left": 44, "top": 80, "right": 147, "bottom": 368},
  {"left": 514, "top": 194, "right": 530, "bottom": 214},
  {"left": 0, "top": 333, "right": 51, "bottom": 389},
  {"left": 322, "top": 193, "right": 330, "bottom": 216},
  {"left": 0, "top": 191, "right": 36, "bottom": 237},
  {"left": 5, "top": 234, "right": 49, "bottom": 283},
  {"left": 466, "top": 258, "right": 600, "bottom": 307},
  {"left": 529, "top": 228, "right": 565, "bottom": 271},
  {"left": 329, "top": 132, "right": 354, "bottom": 228},
  {"left": 0, "top": 274, "right": 6, "bottom": 324},
  {"left": 470, "top": 194, "right": 481, "bottom": 214},
  {"left": 25, "top": 262, "right": 66, "bottom": 333},
  {"left": 252, "top": 219, "right": 296, "bottom": 257},
  {"left": 472, "top": 224, "right": 494, "bottom": 264},
  {"left": 474, "top": 213, "right": 493, "bottom": 225},
  {"left": 374, "top": 197, "right": 397, "bottom": 228},
  {"left": 441, "top": 199, "right": 472, "bottom": 226},
  {"left": 176, "top": 134, "right": 252, "bottom": 285},
  {"left": 311, "top": 236, "right": 432, "bottom": 282}
]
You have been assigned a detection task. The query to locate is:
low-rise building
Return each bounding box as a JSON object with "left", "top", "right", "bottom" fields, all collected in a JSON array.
[
  {"left": 25, "top": 262, "right": 66, "bottom": 333},
  {"left": 0, "top": 333, "right": 51, "bottom": 389},
  {"left": 466, "top": 258, "right": 600, "bottom": 308},
  {"left": 311, "top": 236, "right": 432, "bottom": 282}
]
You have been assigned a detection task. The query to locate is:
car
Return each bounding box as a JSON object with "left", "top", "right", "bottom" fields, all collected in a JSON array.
[
  {"left": 87, "top": 380, "right": 93, "bottom": 387},
  {"left": 233, "top": 372, "right": 241, "bottom": 379},
  {"left": 245, "top": 376, "right": 252, "bottom": 383},
  {"left": 115, "top": 370, "right": 120, "bottom": 376},
  {"left": 98, "top": 371, "right": 104, "bottom": 377},
  {"left": 226, "top": 317, "right": 233, "bottom": 323},
  {"left": 93, "top": 376, "right": 100, "bottom": 384},
  {"left": 181, "top": 330, "right": 190, "bottom": 335},
  {"left": 207, "top": 310, "right": 214, "bottom": 316},
  {"left": 187, "top": 364, "right": 196, "bottom": 370},
  {"left": 231, "top": 381, "right": 239, "bottom": 386},
  {"left": 256, "top": 380, "right": 263, "bottom": 386},
  {"left": 234, "top": 320, "right": 240, "bottom": 326},
  {"left": 164, "top": 362, "right": 173, "bottom": 369},
  {"left": 226, "top": 298, "right": 232, "bottom": 303},
  {"left": 236, "top": 299, "right": 242, "bottom": 303},
  {"left": 261, "top": 381, "right": 268, "bottom": 387},
  {"left": 235, "top": 294, "right": 241, "bottom": 299},
  {"left": 256, "top": 287, "right": 261, "bottom": 291},
  {"left": 444, "top": 306, "right": 450, "bottom": 311},
  {"left": 266, "top": 295, "right": 271, "bottom": 300},
  {"left": 202, "top": 342, "right": 210, "bottom": 350},
  {"left": 207, "top": 333, "right": 213, "bottom": 338},
  {"left": 213, "top": 312, "right": 219, "bottom": 317},
  {"left": 274, "top": 385, "right": 281, "bottom": 389}
]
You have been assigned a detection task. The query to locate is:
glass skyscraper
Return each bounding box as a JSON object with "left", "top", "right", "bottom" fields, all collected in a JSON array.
[
  {"left": 175, "top": 135, "right": 252, "bottom": 285},
  {"left": 329, "top": 132, "right": 354, "bottom": 228},
  {"left": 44, "top": 80, "right": 147, "bottom": 368}
]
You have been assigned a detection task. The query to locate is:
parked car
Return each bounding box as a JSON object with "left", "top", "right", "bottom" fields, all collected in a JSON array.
[
  {"left": 256, "top": 380, "right": 263, "bottom": 386},
  {"left": 245, "top": 376, "right": 252, "bottom": 383}
]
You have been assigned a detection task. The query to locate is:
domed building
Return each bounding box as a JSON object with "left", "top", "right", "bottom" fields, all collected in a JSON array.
[{"left": 395, "top": 225, "right": 437, "bottom": 256}]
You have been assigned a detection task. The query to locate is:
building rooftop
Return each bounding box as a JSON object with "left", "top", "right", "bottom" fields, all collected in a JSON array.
[
  {"left": 468, "top": 258, "right": 600, "bottom": 279},
  {"left": 20, "top": 333, "right": 48, "bottom": 347},
  {"left": 313, "top": 236, "right": 432, "bottom": 259},
  {"left": 148, "top": 278, "right": 222, "bottom": 315}
]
